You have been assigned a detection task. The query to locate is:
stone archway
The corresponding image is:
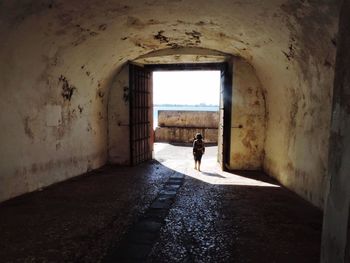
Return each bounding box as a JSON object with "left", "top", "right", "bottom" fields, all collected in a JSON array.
[{"left": 0, "top": 0, "right": 340, "bottom": 210}]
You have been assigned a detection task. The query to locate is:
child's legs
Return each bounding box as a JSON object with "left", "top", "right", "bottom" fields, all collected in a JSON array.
[{"left": 197, "top": 154, "right": 202, "bottom": 170}]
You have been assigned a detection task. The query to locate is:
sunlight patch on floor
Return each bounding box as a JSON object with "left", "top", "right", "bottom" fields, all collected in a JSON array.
[{"left": 154, "top": 143, "right": 280, "bottom": 188}]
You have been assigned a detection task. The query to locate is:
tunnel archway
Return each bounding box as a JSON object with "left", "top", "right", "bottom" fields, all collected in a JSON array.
[
  {"left": 0, "top": 0, "right": 340, "bottom": 211},
  {"left": 3, "top": 1, "right": 350, "bottom": 261},
  {"left": 107, "top": 47, "right": 231, "bottom": 166},
  {"left": 107, "top": 48, "right": 266, "bottom": 172}
]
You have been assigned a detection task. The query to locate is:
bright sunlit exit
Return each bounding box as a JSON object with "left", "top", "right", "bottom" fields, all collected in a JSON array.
[
  {"left": 153, "top": 70, "right": 221, "bottom": 105},
  {"left": 153, "top": 70, "right": 221, "bottom": 127}
]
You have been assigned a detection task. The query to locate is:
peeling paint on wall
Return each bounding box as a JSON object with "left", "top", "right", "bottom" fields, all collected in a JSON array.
[
  {"left": 154, "top": 30, "right": 169, "bottom": 43},
  {"left": 59, "top": 75, "right": 76, "bottom": 101}
]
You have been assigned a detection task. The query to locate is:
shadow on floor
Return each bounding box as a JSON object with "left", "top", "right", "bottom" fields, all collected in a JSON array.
[
  {"left": 166, "top": 142, "right": 218, "bottom": 147},
  {"left": 0, "top": 160, "right": 322, "bottom": 263},
  {"left": 200, "top": 171, "right": 226, "bottom": 178},
  {"left": 227, "top": 169, "right": 281, "bottom": 185}
]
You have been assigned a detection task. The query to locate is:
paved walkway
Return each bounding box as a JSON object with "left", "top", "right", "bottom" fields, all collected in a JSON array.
[{"left": 0, "top": 143, "right": 322, "bottom": 262}]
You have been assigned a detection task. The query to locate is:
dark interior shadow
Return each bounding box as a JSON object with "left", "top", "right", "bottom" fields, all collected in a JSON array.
[{"left": 0, "top": 159, "right": 322, "bottom": 263}]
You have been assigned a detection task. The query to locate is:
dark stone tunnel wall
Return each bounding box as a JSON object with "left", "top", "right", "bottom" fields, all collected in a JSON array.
[{"left": 322, "top": 0, "right": 350, "bottom": 261}]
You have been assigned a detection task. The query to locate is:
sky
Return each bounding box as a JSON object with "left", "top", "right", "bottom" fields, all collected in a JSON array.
[{"left": 153, "top": 70, "right": 220, "bottom": 105}]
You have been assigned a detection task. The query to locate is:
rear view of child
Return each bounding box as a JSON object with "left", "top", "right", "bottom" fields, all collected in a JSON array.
[{"left": 193, "top": 133, "right": 205, "bottom": 171}]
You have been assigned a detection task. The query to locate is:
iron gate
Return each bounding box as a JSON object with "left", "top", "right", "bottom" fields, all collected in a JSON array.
[{"left": 129, "top": 63, "right": 153, "bottom": 166}]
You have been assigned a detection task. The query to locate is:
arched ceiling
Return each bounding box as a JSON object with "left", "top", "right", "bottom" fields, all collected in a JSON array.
[
  {"left": 0, "top": 0, "right": 342, "bottom": 206},
  {"left": 133, "top": 47, "right": 230, "bottom": 64},
  {"left": 0, "top": 0, "right": 340, "bottom": 93}
]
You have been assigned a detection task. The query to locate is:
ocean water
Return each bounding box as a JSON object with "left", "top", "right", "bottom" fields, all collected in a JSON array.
[{"left": 153, "top": 105, "right": 219, "bottom": 128}]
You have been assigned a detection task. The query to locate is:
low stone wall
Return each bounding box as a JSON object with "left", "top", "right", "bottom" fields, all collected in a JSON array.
[
  {"left": 155, "top": 111, "right": 219, "bottom": 143},
  {"left": 158, "top": 110, "right": 219, "bottom": 128}
]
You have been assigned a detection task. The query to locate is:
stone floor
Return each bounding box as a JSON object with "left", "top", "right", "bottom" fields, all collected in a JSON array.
[{"left": 0, "top": 143, "right": 323, "bottom": 262}]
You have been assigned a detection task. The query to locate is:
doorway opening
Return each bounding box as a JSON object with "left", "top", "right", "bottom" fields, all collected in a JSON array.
[
  {"left": 152, "top": 69, "right": 220, "bottom": 172},
  {"left": 153, "top": 70, "right": 220, "bottom": 129},
  {"left": 128, "top": 63, "right": 232, "bottom": 170}
]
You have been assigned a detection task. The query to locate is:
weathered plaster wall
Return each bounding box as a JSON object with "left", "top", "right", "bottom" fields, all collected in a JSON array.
[
  {"left": 321, "top": 1, "right": 350, "bottom": 261},
  {"left": 134, "top": 48, "right": 228, "bottom": 64},
  {"left": 0, "top": 1, "right": 111, "bottom": 202},
  {"left": 229, "top": 57, "right": 266, "bottom": 170},
  {"left": 0, "top": 0, "right": 341, "bottom": 208},
  {"left": 108, "top": 64, "right": 130, "bottom": 165},
  {"left": 261, "top": 2, "right": 340, "bottom": 208}
]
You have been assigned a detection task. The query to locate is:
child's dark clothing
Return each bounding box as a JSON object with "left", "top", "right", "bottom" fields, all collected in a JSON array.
[{"left": 193, "top": 139, "right": 205, "bottom": 161}]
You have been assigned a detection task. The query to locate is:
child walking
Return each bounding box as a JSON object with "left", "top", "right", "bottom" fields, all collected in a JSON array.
[{"left": 193, "top": 133, "right": 205, "bottom": 171}]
